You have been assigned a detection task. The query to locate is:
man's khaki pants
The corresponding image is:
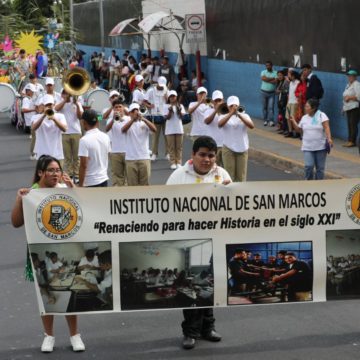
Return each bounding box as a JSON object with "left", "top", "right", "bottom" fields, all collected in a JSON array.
[
  {"left": 62, "top": 133, "right": 81, "bottom": 177},
  {"left": 222, "top": 145, "right": 248, "bottom": 182},
  {"left": 166, "top": 134, "right": 183, "bottom": 165},
  {"left": 126, "top": 159, "right": 151, "bottom": 186},
  {"left": 110, "top": 152, "right": 126, "bottom": 186},
  {"left": 152, "top": 123, "right": 168, "bottom": 156}
]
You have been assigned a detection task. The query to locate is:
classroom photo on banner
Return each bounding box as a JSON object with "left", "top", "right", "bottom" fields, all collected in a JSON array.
[
  {"left": 119, "top": 239, "right": 214, "bottom": 311},
  {"left": 28, "top": 242, "right": 113, "bottom": 313},
  {"left": 326, "top": 229, "right": 360, "bottom": 300},
  {"left": 226, "top": 241, "right": 313, "bottom": 305}
]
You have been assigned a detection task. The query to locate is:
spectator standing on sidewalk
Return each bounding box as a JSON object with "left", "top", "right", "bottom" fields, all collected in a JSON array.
[
  {"left": 301, "top": 64, "right": 324, "bottom": 101},
  {"left": 342, "top": 69, "right": 360, "bottom": 148},
  {"left": 275, "top": 69, "right": 289, "bottom": 134},
  {"left": 260, "top": 60, "right": 277, "bottom": 127},
  {"left": 285, "top": 70, "right": 300, "bottom": 138}
]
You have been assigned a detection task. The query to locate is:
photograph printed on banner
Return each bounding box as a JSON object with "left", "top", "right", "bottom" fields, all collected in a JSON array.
[
  {"left": 119, "top": 239, "right": 214, "bottom": 310},
  {"left": 226, "top": 241, "right": 313, "bottom": 305},
  {"left": 28, "top": 241, "right": 113, "bottom": 313},
  {"left": 326, "top": 230, "right": 360, "bottom": 300}
]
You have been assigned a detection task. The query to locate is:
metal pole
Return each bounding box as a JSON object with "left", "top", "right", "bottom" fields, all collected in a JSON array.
[
  {"left": 69, "top": 0, "right": 74, "bottom": 43},
  {"left": 99, "top": 0, "right": 105, "bottom": 52}
]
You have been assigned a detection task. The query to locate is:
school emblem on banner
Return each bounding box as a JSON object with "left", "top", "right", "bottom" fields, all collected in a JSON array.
[
  {"left": 345, "top": 184, "right": 360, "bottom": 225},
  {"left": 36, "top": 194, "right": 83, "bottom": 239}
]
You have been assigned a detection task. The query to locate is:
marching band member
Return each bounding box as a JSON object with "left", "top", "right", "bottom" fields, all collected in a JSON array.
[
  {"left": 121, "top": 103, "right": 156, "bottom": 186},
  {"left": 105, "top": 99, "right": 130, "bottom": 186},
  {"left": 31, "top": 95, "right": 67, "bottom": 162},
  {"left": 144, "top": 76, "right": 168, "bottom": 161},
  {"left": 21, "top": 83, "right": 37, "bottom": 159},
  {"left": 36, "top": 77, "right": 62, "bottom": 107},
  {"left": 132, "top": 74, "right": 145, "bottom": 105},
  {"left": 218, "top": 96, "right": 254, "bottom": 182},
  {"left": 204, "top": 90, "right": 225, "bottom": 167},
  {"left": 102, "top": 90, "right": 122, "bottom": 121},
  {"left": 55, "top": 89, "right": 84, "bottom": 183},
  {"left": 189, "top": 87, "right": 209, "bottom": 142},
  {"left": 164, "top": 90, "right": 186, "bottom": 169}
]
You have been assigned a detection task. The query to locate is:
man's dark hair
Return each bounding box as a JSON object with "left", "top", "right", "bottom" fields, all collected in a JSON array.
[
  {"left": 85, "top": 249, "right": 95, "bottom": 258},
  {"left": 112, "top": 49, "right": 116, "bottom": 53},
  {"left": 31, "top": 252, "right": 39, "bottom": 262},
  {"left": 29, "top": 74, "right": 36, "bottom": 80},
  {"left": 99, "top": 250, "right": 112, "bottom": 265},
  {"left": 19, "top": 49, "right": 26, "bottom": 55},
  {"left": 50, "top": 252, "right": 58, "bottom": 259},
  {"left": 301, "top": 63, "right": 312, "bottom": 70},
  {"left": 235, "top": 248, "right": 245, "bottom": 254},
  {"left": 277, "top": 250, "right": 287, "bottom": 255},
  {"left": 285, "top": 252, "right": 296, "bottom": 257},
  {"left": 192, "top": 136, "right": 217, "bottom": 154},
  {"left": 82, "top": 109, "right": 97, "bottom": 126},
  {"left": 112, "top": 99, "right": 123, "bottom": 107},
  {"left": 265, "top": 60, "right": 273, "bottom": 66}
]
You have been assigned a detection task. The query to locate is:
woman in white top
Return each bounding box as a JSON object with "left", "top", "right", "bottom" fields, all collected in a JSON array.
[
  {"left": 11, "top": 155, "right": 85, "bottom": 353},
  {"left": 285, "top": 70, "right": 300, "bottom": 137},
  {"left": 218, "top": 96, "right": 254, "bottom": 182},
  {"left": 164, "top": 90, "right": 186, "bottom": 169},
  {"left": 290, "top": 99, "right": 333, "bottom": 180},
  {"left": 342, "top": 69, "right": 360, "bottom": 147}
]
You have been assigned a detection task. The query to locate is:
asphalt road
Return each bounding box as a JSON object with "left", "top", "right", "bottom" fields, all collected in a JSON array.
[{"left": 1, "top": 116, "right": 360, "bottom": 360}]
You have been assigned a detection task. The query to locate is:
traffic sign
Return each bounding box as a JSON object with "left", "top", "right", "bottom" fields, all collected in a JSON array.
[{"left": 185, "top": 14, "right": 206, "bottom": 43}]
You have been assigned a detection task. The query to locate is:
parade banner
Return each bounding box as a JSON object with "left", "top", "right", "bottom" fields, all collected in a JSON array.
[{"left": 23, "top": 179, "right": 360, "bottom": 315}]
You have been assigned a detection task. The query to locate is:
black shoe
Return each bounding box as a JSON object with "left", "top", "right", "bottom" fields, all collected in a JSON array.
[
  {"left": 203, "top": 330, "right": 222, "bottom": 342},
  {"left": 284, "top": 132, "right": 292, "bottom": 137},
  {"left": 182, "top": 336, "right": 196, "bottom": 349}
]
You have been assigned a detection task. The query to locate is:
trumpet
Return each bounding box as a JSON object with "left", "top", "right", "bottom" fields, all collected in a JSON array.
[
  {"left": 139, "top": 104, "right": 148, "bottom": 116},
  {"left": 218, "top": 103, "right": 245, "bottom": 115},
  {"left": 45, "top": 108, "right": 55, "bottom": 117},
  {"left": 205, "top": 97, "right": 212, "bottom": 105},
  {"left": 114, "top": 112, "right": 123, "bottom": 122}
]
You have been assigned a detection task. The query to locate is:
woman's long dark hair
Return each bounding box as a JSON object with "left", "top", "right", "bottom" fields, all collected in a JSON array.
[{"left": 32, "top": 155, "right": 62, "bottom": 185}]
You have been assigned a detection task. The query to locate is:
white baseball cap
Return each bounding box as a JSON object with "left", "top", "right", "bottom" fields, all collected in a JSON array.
[
  {"left": 212, "top": 90, "right": 223, "bottom": 101},
  {"left": 135, "top": 74, "right": 144, "bottom": 83},
  {"left": 167, "top": 90, "right": 177, "bottom": 98},
  {"left": 45, "top": 77, "right": 55, "bottom": 85},
  {"left": 109, "top": 90, "right": 120, "bottom": 98},
  {"left": 129, "top": 103, "right": 140, "bottom": 112},
  {"left": 24, "top": 83, "right": 36, "bottom": 92},
  {"left": 227, "top": 95, "right": 240, "bottom": 107},
  {"left": 42, "top": 94, "right": 55, "bottom": 105},
  {"left": 196, "top": 86, "right": 208, "bottom": 95},
  {"left": 157, "top": 76, "right": 167, "bottom": 87}
]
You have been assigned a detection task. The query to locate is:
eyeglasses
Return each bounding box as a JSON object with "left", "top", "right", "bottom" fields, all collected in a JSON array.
[
  {"left": 197, "top": 152, "right": 216, "bottom": 159},
  {"left": 45, "top": 168, "right": 62, "bottom": 175}
]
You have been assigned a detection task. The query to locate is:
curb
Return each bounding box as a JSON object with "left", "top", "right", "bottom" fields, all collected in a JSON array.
[{"left": 249, "top": 147, "right": 344, "bottom": 180}]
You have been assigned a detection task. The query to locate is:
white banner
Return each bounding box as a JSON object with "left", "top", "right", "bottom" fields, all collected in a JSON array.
[{"left": 23, "top": 180, "right": 360, "bottom": 315}]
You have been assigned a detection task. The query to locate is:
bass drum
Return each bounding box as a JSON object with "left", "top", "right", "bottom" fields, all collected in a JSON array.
[
  {"left": 0, "top": 83, "right": 17, "bottom": 112},
  {"left": 86, "top": 89, "right": 109, "bottom": 114}
]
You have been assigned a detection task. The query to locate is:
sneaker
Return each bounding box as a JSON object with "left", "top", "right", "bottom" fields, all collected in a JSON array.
[
  {"left": 151, "top": 154, "right": 157, "bottom": 161},
  {"left": 41, "top": 334, "right": 55, "bottom": 353},
  {"left": 30, "top": 154, "right": 36, "bottom": 161},
  {"left": 176, "top": 163, "right": 182, "bottom": 169},
  {"left": 182, "top": 336, "right": 196, "bottom": 349},
  {"left": 29, "top": 134, "right": 32, "bottom": 139},
  {"left": 165, "top": 154, "right": 170, "bottom": 161},
  {"left": 342, "top": 142, "right": 355, "bottom": 147},
  {"left": 70, "top": 334, "right": 85, "bottom": 352},
  {"left": 170, "top": 164, "right": 177, "bottom": 170},
  {"left": 202, "top": 330, "right": 222, "bottom": 342},
  {"left": 73, "top": 177, "right": 80, "bottom": 185},
  {"left": 263, "top": 121, "right": 268, "bottom": 126},
  {"left": 269, "top": 121, "right": 275, "bottom": 127}
]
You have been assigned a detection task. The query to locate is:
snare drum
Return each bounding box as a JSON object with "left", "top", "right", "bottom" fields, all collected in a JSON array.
[
  {"left": 0, "top": 83, "right": 17, "bottom": 112},
  {"left": 86, "top": 89, "right": 110, "bottom": 113}
]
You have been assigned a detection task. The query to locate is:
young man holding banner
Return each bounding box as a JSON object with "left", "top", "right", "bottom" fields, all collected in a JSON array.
[{"left": 166, "top": 136, "right": 231, "bottom": 349}]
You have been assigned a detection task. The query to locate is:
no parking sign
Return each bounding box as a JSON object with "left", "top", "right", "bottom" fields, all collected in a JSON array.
[{"left": 185, "top": 14, "right": 206, "bottom": 43}]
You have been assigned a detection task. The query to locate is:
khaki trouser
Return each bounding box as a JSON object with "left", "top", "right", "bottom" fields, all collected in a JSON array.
[
  {"left": 294, "top": 291, "right": 311, "bottom": 301},
  {"left": 222, "top": 145, "right": 248, "bottom": 182},
  {"left": 166, "top": 134, "right": 183, "bottom": 165},
  {"left": 126, "top": 160, "right": 151, "bottom": 186},
  {"left": 62, "top": 133, "right": 81, "bottom": 177},
  {"left": 286, "top": 103, "right": 298, "bottom": 132},
  {"left": 152, "top": 123, "right": 168, "bottom": 155},
  {"left": 30, "top": 128, "right": 36, "bottom": 156},
  {"left": 110, "top": 152, "right": 126, "bottom": 186},
  {"left": 216, "top": 147, "right": 223, "bottom": 168}
]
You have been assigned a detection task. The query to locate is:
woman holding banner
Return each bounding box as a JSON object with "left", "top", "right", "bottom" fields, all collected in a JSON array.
[{"left": 11, "top": 155, "right": 85, "bottom": 353}]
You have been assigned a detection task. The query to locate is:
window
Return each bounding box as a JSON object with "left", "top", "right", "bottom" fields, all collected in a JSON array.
[{"left": 190, "top": 241, "right": 212, "bottom": 266}]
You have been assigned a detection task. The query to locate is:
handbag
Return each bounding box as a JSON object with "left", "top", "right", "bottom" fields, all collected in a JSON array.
[{"left": 325, "top": 139, "right": 331, "bottom": 154}]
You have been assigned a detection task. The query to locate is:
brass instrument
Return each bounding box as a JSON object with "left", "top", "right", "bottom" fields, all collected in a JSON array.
[
  {"left": 218, "top": 103, "right": 245, "bottom": 115},
  {"left": 205, "top": 97, "right": 212, "bottom": 105},
  {"left": 62, "top": 67, "right": 91, "bottom": 96},
  {"left": 45, "top": 108, "right": 55, "bottom": 117},
  {"left": 139, "top": 104, "right": 148, "bottom": 116}
]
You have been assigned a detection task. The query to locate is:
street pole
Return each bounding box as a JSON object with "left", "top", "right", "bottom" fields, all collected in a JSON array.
[
  {"left": 69, "top": 0, "right": 74, "bottom": 43},
  {"left": 99, "top": 0, "right": 105, "bottom": 52}
]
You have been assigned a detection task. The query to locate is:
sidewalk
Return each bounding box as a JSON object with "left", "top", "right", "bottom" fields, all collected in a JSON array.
[{"left": 248, "top": 118, "right": 360, "bottom": 179}]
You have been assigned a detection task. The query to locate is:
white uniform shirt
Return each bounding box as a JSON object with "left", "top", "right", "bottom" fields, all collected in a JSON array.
[
  {"left": 132, "top": 88, "right": 145, "bottom": 104},
  {"left": 78, "top": 255, "right": 99, "bottom": 268},
  {"left": 145, "top": 86, "right": 167, "bottom": 116},
  {"left": 298, "top": 110, "right": 329, "bottom": 151},
  {"left": 36, "top": 92, "right": 62, "bottom": 106},
  {"left": 78, "top": 128, "right": 111, "bottom": 186},
  {"left": 56, "top": 100, "right": 83, "bottom": 134},
  {"left": 32, "top": 113, "right": 67, "bottom": 160},
  {"left": 22, "top": 97, "right": 36, "bottom": 126},
  {"left": 221, "top": 113, "right": 250, "bottom": 153},
  {"left": 189, "top": 102, "right": 209, "bottom": 136},
  {"left": 125, "top": 120, "right": 151, "bottom": 160},
  {"left": 106, "top": 115, "right": 130, "bottom": 153},
  {"left": 164, "top": 104, "right": 185, "bottom": 135},
  {"left": 47, "top": 260, "right": 63, "bottom": 281},
  {"left": 204, "top": 108, "right": 224, "bottom": 147},
  {"left": 166, "top": 160, "right": 232, "bottom": 185},
  {"left": 97, "top": 269, "right": 112, "bottom": 295}
]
